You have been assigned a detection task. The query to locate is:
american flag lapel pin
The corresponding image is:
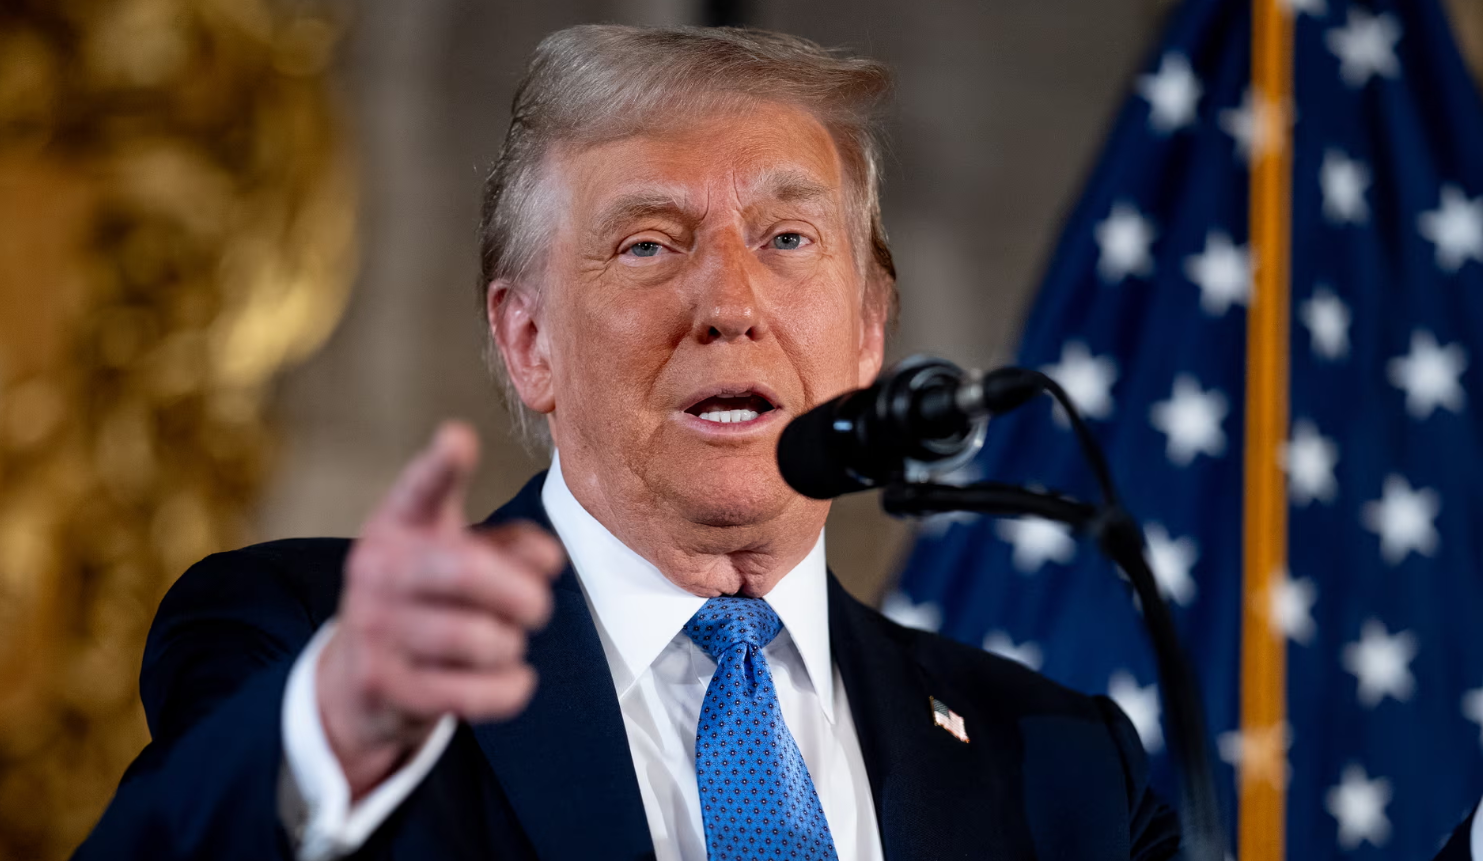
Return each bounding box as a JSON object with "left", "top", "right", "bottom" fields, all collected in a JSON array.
[{"left": 930, "top": 696, "right": 969, "bottom": 743}]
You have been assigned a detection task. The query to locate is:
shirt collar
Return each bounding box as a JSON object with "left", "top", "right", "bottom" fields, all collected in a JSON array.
[{"left": 540, "top": 452, "right": 835, "bottom": 721}]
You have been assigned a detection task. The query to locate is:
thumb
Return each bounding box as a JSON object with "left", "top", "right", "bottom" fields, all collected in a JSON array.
[{"left": 377, "top": 420, "right": 480, "bottom": 528}]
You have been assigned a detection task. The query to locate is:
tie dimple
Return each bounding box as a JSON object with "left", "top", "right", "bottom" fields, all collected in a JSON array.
[{"left": 683, "top": 596, "right": 839, "bottom": 861}]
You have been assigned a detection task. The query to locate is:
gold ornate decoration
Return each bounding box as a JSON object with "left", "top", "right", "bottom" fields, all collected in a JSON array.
[{"left": 0, "top": 0, "right": 354, "bottom": 857}]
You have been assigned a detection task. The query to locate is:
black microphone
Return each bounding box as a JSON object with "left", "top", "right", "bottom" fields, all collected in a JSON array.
[{"left": 776, "top": 356, "right": 1044, "bottom": 500}]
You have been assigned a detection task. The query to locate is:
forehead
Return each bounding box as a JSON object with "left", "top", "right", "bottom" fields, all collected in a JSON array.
[{"left": 554, "top": 100, "right": 846, "bottom": 214}]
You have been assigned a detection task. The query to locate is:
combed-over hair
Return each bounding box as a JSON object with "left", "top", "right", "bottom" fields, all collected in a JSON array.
[{"left": 479, "top": 25, "right": 897, "bottom": 447}]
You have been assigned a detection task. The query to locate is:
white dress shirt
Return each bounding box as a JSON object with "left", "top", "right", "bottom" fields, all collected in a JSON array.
[
  {"left": 1473, "top": 798, "right": 1482, "bottom": 860},
  {"left": 279, "top": 454, "right": 884, "bottom": 861}
]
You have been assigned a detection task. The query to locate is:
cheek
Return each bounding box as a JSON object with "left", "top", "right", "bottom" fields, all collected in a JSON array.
[
  {"left": 773, "top": 272, "right": 865, "bottom": 397},
  {"left": 555, "top": 284, "right": 690, "bottom": 412}
]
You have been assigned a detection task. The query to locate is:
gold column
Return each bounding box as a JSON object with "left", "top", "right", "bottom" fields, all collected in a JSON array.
[{"left": 0, "top": 1, "right": 355, "bottom": 858}]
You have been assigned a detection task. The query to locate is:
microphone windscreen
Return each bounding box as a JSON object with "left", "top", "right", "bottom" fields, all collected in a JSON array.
[{"left": 776, "top": 404, "right": 868, "bottom": 500}]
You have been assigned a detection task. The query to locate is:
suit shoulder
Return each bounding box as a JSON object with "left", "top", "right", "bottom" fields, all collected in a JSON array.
[
  {"left": 157, "top": 537, "right": 351, "bottom": 625},
  {"left": 147, "top": 537, "right": 352, "bottom": 677},
  {"left": 141, "top": 537, "right": 351, "bottom": 739},
  {"left": 865, "top": 601, "right": 1105, "bottom": 720}
]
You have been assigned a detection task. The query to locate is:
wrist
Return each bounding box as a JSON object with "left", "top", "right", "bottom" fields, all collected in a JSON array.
[{"left": 316, "top": 634, "right": 434, "bottom": 800}]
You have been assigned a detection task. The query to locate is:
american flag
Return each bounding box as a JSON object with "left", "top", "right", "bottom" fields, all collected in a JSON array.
[
  {"left": 931, "top": 696, "right": 971, "bottom": 744},
  {"left": 887, "top": 0, "right": 1483, "bottom": 857}
]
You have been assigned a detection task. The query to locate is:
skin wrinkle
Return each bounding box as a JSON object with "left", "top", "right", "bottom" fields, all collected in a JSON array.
[{"left": 493, "top": 100, "right": 886, "bottom": 598}]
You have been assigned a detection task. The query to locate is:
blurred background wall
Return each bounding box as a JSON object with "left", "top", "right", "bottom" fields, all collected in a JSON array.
[{"left": 0, "top": 0, "right": 1478, "bottom": 858}]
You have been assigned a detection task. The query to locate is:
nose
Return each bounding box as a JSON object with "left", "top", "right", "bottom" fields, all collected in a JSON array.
[{"left": 694, "top": 233, "right": 768, "bottom": 344}]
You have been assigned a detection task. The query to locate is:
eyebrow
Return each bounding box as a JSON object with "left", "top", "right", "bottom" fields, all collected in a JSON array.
[
  {"left": 588, "top": 170, "right": 838, "bottom": 240},
  {"left": 754, "top": 169, "right": 834, "bottom": 206},
  {"left": 591, "top": 191, "right": 698, "bottom": 240}
]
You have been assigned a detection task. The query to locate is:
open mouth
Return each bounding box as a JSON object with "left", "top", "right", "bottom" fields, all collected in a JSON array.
[{"left": 684, "top": 391, "right": 777, "bottom": 424}]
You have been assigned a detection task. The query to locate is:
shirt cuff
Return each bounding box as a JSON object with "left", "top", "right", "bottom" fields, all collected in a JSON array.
[{"left": 278, "top": 619, "right": 457, "bottom": 861}]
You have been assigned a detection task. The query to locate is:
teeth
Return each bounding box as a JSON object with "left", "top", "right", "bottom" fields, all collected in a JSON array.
[{"left": 698, "top": 409, "right": 760, "bottom": 424}]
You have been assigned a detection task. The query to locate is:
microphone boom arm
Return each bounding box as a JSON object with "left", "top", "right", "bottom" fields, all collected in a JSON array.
[{"left": 881, "top": 481, "right": 1098, "bottom": 527}]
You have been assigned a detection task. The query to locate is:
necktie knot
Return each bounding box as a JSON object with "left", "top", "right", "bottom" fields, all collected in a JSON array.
[{"left": 683, "top": 596, "right": 783, "bottom": 660}]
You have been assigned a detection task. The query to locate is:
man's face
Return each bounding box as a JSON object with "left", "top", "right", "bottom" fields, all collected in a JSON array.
[{"left": 529, "top": 100, "right": 885, "bottom": 530}]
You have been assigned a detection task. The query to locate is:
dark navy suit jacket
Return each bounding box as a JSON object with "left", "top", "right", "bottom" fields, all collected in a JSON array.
[{"left": 76, "top": 472, "right": 1185, "bottom": 860}]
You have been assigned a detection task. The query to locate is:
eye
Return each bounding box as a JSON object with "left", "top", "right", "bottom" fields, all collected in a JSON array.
[
  {"left": 771, "top": 232, "right": 807, "bottom": 251},
  {"left": 626, "top": 240, "right": 663, "bottom": 258}
]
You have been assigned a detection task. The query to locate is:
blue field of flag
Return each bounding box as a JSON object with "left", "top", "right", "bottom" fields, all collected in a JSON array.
[{"left": 889, "top": 0, "right": 1483, "bottom": 856}]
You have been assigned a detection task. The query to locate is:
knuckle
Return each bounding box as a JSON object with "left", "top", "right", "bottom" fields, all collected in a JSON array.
[
  {"left": 491, "top": 623, "right": 526, "bottom": 662},
  {"left": 482, "top": 669, "right": 537, "bottom": 720},
  {"left": 524, "top": 585, "right": 554, "bottom": 627},
  {"left": 439, "top": 550, "right": 484, "bottom": 595},
  {"left": 445, "top": 683, "right": 485, "bottom": 719},
  {"left": 353, "top": 658, "right": 390, "bottom": 701},
  {"left": 434, "top": 555, "right": 469, "bottom": 592},
  {"left": 350, "top": 603, "right": 392, "bottom": 642},
  {"left": 438, "top": 619, "right": 478, "bottom": 657}
]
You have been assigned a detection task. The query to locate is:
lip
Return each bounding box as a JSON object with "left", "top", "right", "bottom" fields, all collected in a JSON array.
[
  {"left": 675, "top": 381, "right": 786, "bottom": 437},
  {"left": 679, "top": 381, "right": 785, "bottom": 414}
]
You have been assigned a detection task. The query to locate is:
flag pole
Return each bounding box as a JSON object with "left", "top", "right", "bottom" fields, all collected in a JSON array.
[{"left": 1242, "top": 0, "right": 1294, "bottom": 858}]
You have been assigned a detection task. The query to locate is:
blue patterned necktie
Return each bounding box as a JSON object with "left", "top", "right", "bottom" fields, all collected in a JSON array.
[{"left": 683, "top": 597, "right": 839, "bottom": 861}]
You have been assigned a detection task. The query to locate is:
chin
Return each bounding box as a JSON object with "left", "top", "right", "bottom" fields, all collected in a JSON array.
[{"left": 666, "top": 459, "right": 793, "bottom": 528}]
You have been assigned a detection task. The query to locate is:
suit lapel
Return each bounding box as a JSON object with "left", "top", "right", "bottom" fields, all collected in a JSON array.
[
  {"left": 471, "top": 476, "right": 1036, "bottom": 860},
  {"left": 829, "top": 574, "right": 1036, "bottom": 861},
  {"left": 471, "top": 474, "right": 655, "bottom": 860}
]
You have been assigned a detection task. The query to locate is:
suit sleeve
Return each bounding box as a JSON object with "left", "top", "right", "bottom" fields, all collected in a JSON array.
[
  {"left": 72, "top": 546, "right": 327, "bottom": 861},
  {"left": 1093, "top": 695, "right": 1183, "bottom": 861}
]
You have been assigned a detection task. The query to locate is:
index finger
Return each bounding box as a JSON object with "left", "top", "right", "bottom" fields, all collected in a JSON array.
[
  {"left": 377, "top": 421, "right": 480, "bottom": 528},
  {"left": 478, "top": 521, "right": 567, "bottom": 579}
]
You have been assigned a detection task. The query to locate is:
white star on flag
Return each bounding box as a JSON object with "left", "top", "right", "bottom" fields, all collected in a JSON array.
[
  {"left": 1108, "top": 670, "right": 1163, "bottom": 753},
  {"left": 996, "top": 517, "right": 1076, "bottom": 574},
  {"left": 1219, "top": 88, "right": 1290, "bottom": 163},
  {"left": 1219, "top": 89, "right": 1256, "bottom": 160},
  {"left": 881, "top": 591, "right": 941, "bottom": 632},
  {"left": 1362, "top": 474, "right": 1441, "bottom": 565},
  {"left": 1299, "top": 285, "right": 1351, "bottom": 361},
  {"left": 1343, "top": 619, "right": 1418, "bottom": 707},
  {"left": 1137, "top": 52, "right": 1203, "bottom": 134},
  {"left": 1042, "top": 340, "right": 1118, "bottom": 424},
  {"left": 1150, "top": 375, "right": 1228, "bottom": 465},
  {"left": 1418, "top": 184, "right": 1483, "bottom": 273},
  {"left": 918, "top": 509, "right": 981, "bottom": 537},
  {"left": 1320, "top": 149, "right": 1371, "bottom": 224},
  {"left": 1143, "top": 523, "right": 1199, "bottom": 607},
  {"left": 982, "top": 631, "right": 1044, "bottom": 671},
  {"left": 1218, "top": 722, "right": 1292, "bottom": 789},
  {"left": 1282, "top": 419, "right": 1339, "bottom": 506},
  {"left": 1325, "top": 9, "right": 1402, "bottom": 88},
  {"left": 1462, "top": 688, "right": 1483, "bottom": 748},
  {"left": 1266, "top": 571, "right": 1318, "bottom": 645},
  {"left": 1184, "top": 230, "right": 1252, "bottom": 316},
  {"left": 1094, "top": 202, "right": 1158, "bottom": 283},
  {"left": 1326, "top": 763, "right": 1393, "bottom": 849},
  {"left": 1387, "top": 330, "right": 1467, "bottom": 420}
]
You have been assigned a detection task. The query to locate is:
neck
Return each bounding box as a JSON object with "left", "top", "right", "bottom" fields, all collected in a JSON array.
[{"left": 553, "top": 451, "right": 828, "bottom": 599}]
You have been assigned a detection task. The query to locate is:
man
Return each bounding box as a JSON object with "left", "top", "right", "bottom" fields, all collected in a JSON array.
[{"left": 77, "top": 25, "right": 1186, "bottom": 860}]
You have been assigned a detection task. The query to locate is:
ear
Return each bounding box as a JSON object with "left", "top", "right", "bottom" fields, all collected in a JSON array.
[
  {"left": 488, "top": 280, "right": 555, "bottom": 414},
  {"left": 855, "top": 293, "right": 888, "bottom": 387}
]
